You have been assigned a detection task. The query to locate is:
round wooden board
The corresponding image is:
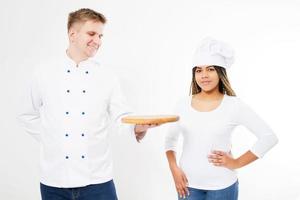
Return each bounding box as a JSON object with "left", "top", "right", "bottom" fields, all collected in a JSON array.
[{"left": 121, "top": 115, "right": 179, "bottom": 125}]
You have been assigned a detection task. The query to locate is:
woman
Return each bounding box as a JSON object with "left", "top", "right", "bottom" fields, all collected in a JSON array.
[{"left": 165, "top": 38, "right": 278, "bottom": 200}]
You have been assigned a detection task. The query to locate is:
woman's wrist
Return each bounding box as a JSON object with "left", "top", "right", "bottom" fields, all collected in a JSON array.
[
  {"left": 233, "top": 158, "right": 242, "bottom": 169},
  {"left": 169, "top": 163, "right": 179, "bottom": 171}
]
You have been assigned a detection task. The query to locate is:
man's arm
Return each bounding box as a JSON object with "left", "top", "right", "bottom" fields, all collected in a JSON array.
[
  {"left": 134, "top": 124, "right": 160, "bottom": 142},
  {"left": 17, "top": 69, "right": 43, "bottom": 141}
]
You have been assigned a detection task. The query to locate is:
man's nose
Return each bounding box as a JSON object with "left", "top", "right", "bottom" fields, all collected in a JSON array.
[{"left": 93, "top": 36, "right": 101, "bottom": 45}]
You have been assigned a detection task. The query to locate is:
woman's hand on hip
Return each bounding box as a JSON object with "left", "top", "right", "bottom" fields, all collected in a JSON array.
[{"left": 208, "top": 150, "right": 238, "bottom": 170}]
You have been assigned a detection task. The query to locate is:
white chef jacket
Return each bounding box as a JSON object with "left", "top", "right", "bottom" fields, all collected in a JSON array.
[
  {"left": 18, "top": 52, "right": 134, "bottom": 188},
  {"left": 165, "top": 95, "right": 278, "bottom": 190}
]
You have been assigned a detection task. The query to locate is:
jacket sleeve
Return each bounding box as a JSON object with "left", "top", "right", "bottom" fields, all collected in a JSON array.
[
  {"left": 108, "top": 76, "right": 135, "bottom": 135},
  {"left": 17, "top": 69, "right": 43, "bottom": 142}
]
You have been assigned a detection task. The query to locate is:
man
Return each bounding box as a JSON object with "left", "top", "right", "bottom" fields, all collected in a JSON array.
[{"left": 18, "top": 8, "right": 153, "bottom": 200}]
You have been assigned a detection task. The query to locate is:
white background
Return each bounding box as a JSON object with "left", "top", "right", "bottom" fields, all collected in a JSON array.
[{"left": 1, "top": 0, "right": 300, "bottom": 199}]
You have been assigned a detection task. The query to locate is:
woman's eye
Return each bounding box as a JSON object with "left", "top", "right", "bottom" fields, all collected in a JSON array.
[
  {"left": 196, "top": 70, "right": 202, "bottom": 73},
  {"left": 208, "top": 68, "right": 215, "bottom": 71}
]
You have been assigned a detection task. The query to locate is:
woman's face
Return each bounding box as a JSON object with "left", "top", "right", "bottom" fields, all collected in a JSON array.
[{"left": 194, "top": 66, "right": 220, "bottom": 93}]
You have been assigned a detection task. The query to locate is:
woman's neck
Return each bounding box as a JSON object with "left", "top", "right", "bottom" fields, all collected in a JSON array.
[{"left": 196, "top": 89, "right": 224, "bottom": 101}]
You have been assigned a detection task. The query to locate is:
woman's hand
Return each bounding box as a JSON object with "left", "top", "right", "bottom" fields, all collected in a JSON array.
[
  {"left": 134, "top": 124, "right": 160, "bottom": 142},
  {"left": 208, "top": 150, "right": 238, "bottom": 170},
  {"left": 170, "top": 166, "right": 189, "bottom": 199}
]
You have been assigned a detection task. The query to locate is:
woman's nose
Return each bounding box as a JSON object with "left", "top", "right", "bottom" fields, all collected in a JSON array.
[{"left": 201, "top": 71, "right": 209, "bottom": 78}]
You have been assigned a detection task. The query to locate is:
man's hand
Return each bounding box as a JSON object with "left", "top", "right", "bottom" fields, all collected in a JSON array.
[{"left": 134, "top": 124, "right": 160, "bottom": 142}]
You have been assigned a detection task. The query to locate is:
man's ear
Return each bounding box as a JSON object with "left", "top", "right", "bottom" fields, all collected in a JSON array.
[
  {"left": 69, "top": 24, "right": 81, "bottom": 42},
  {"left": 68, "top": 28, "right": 76, "bottom": 43}
]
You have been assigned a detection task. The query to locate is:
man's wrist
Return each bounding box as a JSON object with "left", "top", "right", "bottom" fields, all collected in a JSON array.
[{"left": 134, "top": 125, "right": 145, "bottom": 134}]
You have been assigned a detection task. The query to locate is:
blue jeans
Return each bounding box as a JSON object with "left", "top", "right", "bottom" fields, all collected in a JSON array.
[
  {"left": 40, "top": 180, "right": 118, "bottom": 200},
  {"left": 179, "top": 181, "right": 238, "bottom": 200}
]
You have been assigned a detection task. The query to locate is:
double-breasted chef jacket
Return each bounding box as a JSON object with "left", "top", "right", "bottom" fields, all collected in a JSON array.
[{"left": 18, "top": 53, "right": 134, "bottom": 188}]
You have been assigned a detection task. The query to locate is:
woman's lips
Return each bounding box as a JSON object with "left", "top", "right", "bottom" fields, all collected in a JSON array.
[{"left": 201, "top": 81, "right": 211, "bottom": 85}]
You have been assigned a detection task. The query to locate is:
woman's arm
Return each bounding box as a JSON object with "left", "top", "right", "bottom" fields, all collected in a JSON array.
[
  {"left": 209, "top": 98, "right": 278, "bottom": 169},
  {"left": 166, "top": 150, "right": 189, "bottom": 199},
  {"left": 208, "top": 150, "right": 258, "bottom": 170},
  {"left": 235, "top": 98, "right": 278, "bottom": 158}
]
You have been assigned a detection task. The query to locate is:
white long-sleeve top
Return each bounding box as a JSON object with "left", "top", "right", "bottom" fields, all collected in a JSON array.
[
  {"left": 165, "top": 95, "right": 278, "bottom": 190},
  {"left": 17, "top": 53, "right": 133, "bottom": 188}
]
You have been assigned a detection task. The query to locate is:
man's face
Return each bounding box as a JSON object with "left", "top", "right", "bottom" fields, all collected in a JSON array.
[{"left": 69, "top": 20, "right": 104, "bottom": 58}]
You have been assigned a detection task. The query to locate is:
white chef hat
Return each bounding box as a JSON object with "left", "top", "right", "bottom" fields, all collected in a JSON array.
[{"left": 192, "top": 37, "right": 235, "bottom": 69}]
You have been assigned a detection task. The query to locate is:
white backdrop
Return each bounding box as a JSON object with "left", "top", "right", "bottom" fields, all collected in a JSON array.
[{"left": 0, "top": 0, "right": 300, "bottom": 199}]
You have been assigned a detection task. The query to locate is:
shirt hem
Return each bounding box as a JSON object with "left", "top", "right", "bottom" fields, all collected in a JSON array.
[
  {"left": 188, "top": 177, "right": 238, "bottom": 190},
  {"left": 40, "top": 176, "right": 113, "bottom": 188}
]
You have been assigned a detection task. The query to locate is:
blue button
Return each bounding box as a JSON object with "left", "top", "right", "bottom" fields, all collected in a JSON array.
[
  {"left": 66, "top": 112, "right": 69, "bottom": 115},
  {"left": 65, "top": 156, "right": 69, "bottom": 159},
  {"left": 81, "top": 133, "right": 85, "bottom": 137},
  {"left": 82, "top": 112, "right": 85, "bottom": 115},
  {"left": 67, "top": 70, "right": 70, "bottom": 73},
  {"left": 81, "top": 155, "right": 85, "bottom": 159},
  {"left": 65, "top": 134, "right": 69, "bottom": 137},
  {"left": 85, "top": 71, "right": 89, "bottom": 74}
]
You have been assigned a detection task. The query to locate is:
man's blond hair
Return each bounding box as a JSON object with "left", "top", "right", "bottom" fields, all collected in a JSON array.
[{"left": 68, "top": 8, "right": 106, "bottom": 32}]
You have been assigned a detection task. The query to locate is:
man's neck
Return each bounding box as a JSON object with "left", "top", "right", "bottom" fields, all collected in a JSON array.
[{"left": 66, "top": 47, "right": 89, "bottom": 65}]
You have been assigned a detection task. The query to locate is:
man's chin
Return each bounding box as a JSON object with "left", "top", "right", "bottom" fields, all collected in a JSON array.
[{"left": 86, "top": 51, "right": 97, "bottom": 58}]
